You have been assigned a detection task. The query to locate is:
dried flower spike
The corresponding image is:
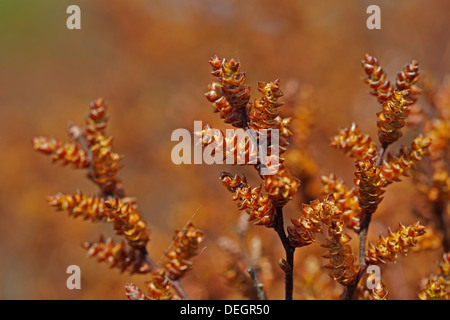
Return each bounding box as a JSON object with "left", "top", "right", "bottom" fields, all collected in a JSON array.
[
  {"left": 104, "top": 197, "right": 150, "bottom": 249},
  {"left": 248, "top": 80, "right": 292, "bottom": 157},
  {"left": 330, "top": 123, "right": 377, "bottom": 161},
  {"left": 220, "top": 172, "right": 276, "bottom": 227},
  {"left": 82, "top": 236, "right": 151, "bottom": 274},
  {"left": 82, "top": 98, "right": 122, "bottom": 194},
  {"left": 164, "top": 223, "right": 204, "bottom": 281},
  {"left": 84, "top": 97, "right": 110, "bottom": 146},
  {"left": 194, "top": 126, "right": 258, "bottom": 165},
  {"left": 362, "top": 54, "right": 393, "bottom": 104},
  {"left": 144, "top": 268, "right": 178, "bottom": 300},
  {"left": 33, "top": 98, "right": 123, "bottom": 194},
  {"left": 371, "top": 282, "right": 389, "bottom": 300},
  {"left": 320, "top": 174, "right": 361, "bottom": 233},
  {"left": 354, "top": 160, "right": 385, "bottom": 216},
  {"left": 249, "top": 80, "right": 284, "bottom": 129},
  {"left": 365, "top": 222, "right": 426, "bottom": 264},
  {"left": 88, "top": 135, "right": 122, "bottom": 194},
  {"left": 47, "top": 191, "right": 108, "bottom": 222},
  {"left": 418, "top": 277, "right": 449, "bottom": 300},
  {"left": 206, "top": 56, "right": 250, "bottom": 128},
  {"left": 377, "top": 90, "right": 413, "bottom": 146},
  {"left": 396, "top": 60, "right": 420, "bottom": 101},
  {"left": 321, "top": 220, "right": 359, "bottom": 286},
  {"left": 287, "top": 194, "right": 341, "bottom": 248},
  {"left": 264, "top": 164, "right": 300, "bottom": 206},
  {"left": 33, "top": 137, "right": 90, "bottom": 168},
  {"left": 380, "top": 135, "right": 431, "bottom": 185}
]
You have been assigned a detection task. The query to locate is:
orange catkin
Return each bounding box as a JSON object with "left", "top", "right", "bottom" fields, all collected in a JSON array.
[
  {"left": 365, "top": 222, "right": 426, "bottom": 265},
  {"left": 321, "top": 220, "right": 358, "bottom": 286},
  {"left": 287, "top": 194, "right": 341, "bottom": 248},
  {"left": 362, "top": 54, "right": 393, "bottom": 104},
  {"left": 104, "top": 197, "right": 150, "bottom": 249},
  {"left": 33, "top": 136, "right": 91, "bottom": 168},
  {"left": 164, "top": 223, "right": 204, "bottom": 280},
  {"left": 330, "top": 123, "right": 377, "bottom": 161},
  {"left": 219, "top": 172, "right": 276, "bottom": 227},
  {"left": 82, "top": 236, "right": 151, "bottom": 274},
  {"left": 354, "top": 159, "right": 385, "bottom": 216},
  {"left": 376, "top": 90, "right": 414, "bottom": 146},
  {"left": 205, "top": 56, "right": 250, "bottom": 128}
]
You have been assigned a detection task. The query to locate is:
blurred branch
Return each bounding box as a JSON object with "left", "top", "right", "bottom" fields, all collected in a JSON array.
[{"left": 248, "top": 267, "right": 266, "bottom": 300}]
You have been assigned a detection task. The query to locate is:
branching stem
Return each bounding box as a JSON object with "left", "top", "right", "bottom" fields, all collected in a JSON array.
[
  {"left": 75, "top": 127, "right": 192, "bottom": 300},
  {"left": 345, "top": 143, "right": 388, "bottom": 300}
]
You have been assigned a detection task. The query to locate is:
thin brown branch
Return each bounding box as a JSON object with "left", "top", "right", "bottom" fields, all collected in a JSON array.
[
  {"left": 375, "top": 144, "right": 388, "bottom": 166},
  {"left": 274, "top": 206, "right": 295, "bottom": 300}
]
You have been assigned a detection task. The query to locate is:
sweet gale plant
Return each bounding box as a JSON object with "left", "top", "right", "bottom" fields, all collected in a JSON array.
[{"left": 33, "top": 54, "right": 450, "bottom": 300}]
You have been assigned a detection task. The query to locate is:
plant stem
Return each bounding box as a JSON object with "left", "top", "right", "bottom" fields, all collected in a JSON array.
[
  {"left": 274, "top": 206, "right": 295, "bottom": 300},
  {"left": 375, "top": 144, "right": 388, "bottom": 166},
  {"left": 344, "top": 264, "right": 368, "bottom": 300},
  {"left": 358, "top": 211, "right": 373, "bottom": 265},
  {"left": 345, "top": 144, "right": 388, "bottom": 300},
  {"left": 248, "top": 267, "right": 266, "bottom": 300},
  {"left": 171, "top": 280, "right": 191, "bottom": 300}
]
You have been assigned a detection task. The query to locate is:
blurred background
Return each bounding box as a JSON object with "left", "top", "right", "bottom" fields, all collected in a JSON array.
[{"left": 0, "top": 0, "right": 448, "bottom": 299}]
